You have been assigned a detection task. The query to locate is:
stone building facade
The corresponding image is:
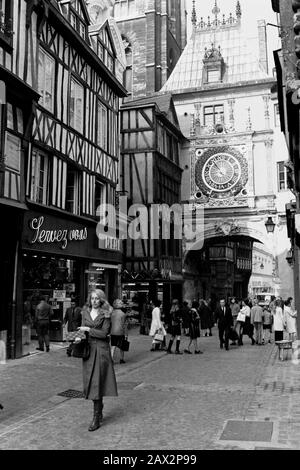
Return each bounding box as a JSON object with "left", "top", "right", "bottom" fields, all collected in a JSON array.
[{"left": 162, "top": 1, "right": 294, "bottom": 302}]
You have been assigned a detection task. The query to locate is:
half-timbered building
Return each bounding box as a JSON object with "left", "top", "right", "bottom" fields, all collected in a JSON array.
[
  {"left": 120, "top": 93, "right": 187, "bottom": 313},
  {"left": 0, "top": 0, "right": 126, "bottom": 358}
]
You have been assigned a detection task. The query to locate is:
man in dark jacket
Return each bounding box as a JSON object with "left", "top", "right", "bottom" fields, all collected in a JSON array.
[
  {"left": 35, "top": 296, "right": 54, "bottom": 352},
  {"left": 64, "top": 297, "right": 82, "bottom": 332},
  {"left": 64, "top": 297, "right": 82, "bottom": 356},
  {"left": 214, "top": 299, "right": 234, "bottom": 351}
]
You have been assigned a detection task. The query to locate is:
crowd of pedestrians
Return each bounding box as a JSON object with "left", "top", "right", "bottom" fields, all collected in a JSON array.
[
  {"left": 24, "top": 290, "right": 297, "bottom": 433},
  {"left": 147, "top": 294, "right": 297, "bottom": 353}
]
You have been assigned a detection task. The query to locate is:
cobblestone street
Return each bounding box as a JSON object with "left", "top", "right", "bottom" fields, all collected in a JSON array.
[{"left": 1, "top": 327, "right": 300, "bottom": 450}]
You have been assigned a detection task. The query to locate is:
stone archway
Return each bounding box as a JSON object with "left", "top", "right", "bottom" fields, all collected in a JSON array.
[{"left": 182, "top": 216, "right": 275, "bottom": 303}]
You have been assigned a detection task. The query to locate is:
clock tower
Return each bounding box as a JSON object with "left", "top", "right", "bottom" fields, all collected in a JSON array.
[{"left": 162, "top": 0, "right": 294, "bottom": 302}]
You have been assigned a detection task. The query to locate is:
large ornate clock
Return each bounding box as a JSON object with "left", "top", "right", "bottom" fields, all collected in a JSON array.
[{"left": 195, "top": 146, "right": 248, "bottom": 200}]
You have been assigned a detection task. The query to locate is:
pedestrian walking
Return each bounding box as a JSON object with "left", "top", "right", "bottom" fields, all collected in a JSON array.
[
  {"left": 110, "top": 299, "right": 128, "bottom": 364},
  {"left": 230, "top": 297, "right": 240, "bottom": 345},
  {"left": 284, "top": 297, "right": 297, "bottom": 342},
  {"left": 140, "top": 297, "right": 151, "bottom": 335},
  {"left": 149, "top": 299, "right": 166, "bottom": 351},
  {"left": 184, "top": 301, "right": 203, "bottom": 354},
  {"left": 167, "top": 299, "right": 183, "bottom": 354},
  {"left": 181, "top": 300, "right": 190, "bottom": 335},
  {"left": 241, "top": 299, "right": 255, "bottom": 345},
  {"left": 262, "top": 305, "right": 273, "bottom": 344},
  {"left": 250, "top": 298, "right": 263, "bottom": 345},
  {"left": 63, "top": 296, "right": 82, "bottom": 356},
  {"left": 78, "top": 289, "right": 117, "bottom": 432},
  {"left": 215, "top": 299, "right": 233, "bottom": 351},
  {"left": 235, "top": 300, "right": 247, "bottom": 345},
  {"left": 199, "top": 299, "right": 213, "bottom": 337},
  {"left": 273, "top": 298, "right": 285, "bottom": 342},
  {"left": 35, "top": 296, "right": 54, "bottom": 352}
]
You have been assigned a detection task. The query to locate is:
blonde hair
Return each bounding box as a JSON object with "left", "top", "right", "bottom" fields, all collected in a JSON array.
[{"left": 83, "top": 289, "right": 112, "bottom": 318}]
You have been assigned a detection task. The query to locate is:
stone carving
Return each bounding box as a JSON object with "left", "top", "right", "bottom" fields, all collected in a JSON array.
[{"left": 215, "top": 220, "right": 241, "bottom": 236}]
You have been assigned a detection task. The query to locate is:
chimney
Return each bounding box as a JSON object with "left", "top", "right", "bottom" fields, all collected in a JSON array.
[{"left": 257, "top": 20, "right": 268, "bottom": 74}]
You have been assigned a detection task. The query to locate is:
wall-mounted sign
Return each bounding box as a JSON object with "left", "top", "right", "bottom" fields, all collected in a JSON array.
[
  {"left": 99, "top": 236, "right": 121, "bottom": 251},
  {"left": 53, "top": 290, "right": 66, "bottom": 300},
  {"left": 29, "top": 216, "right": 88, "bottom": 250},
  {"left": 63, "top": 283, "right": 76, "bottom": 293}
]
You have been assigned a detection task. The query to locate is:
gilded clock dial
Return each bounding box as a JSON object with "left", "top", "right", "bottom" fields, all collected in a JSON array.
[{"left": 202, "top": 153, "right": 241, "bottom": 192}]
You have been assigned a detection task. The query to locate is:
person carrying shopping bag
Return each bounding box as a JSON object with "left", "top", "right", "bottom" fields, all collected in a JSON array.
[{"left": 149, "top": 299, "right": 167, "bottom": 351}]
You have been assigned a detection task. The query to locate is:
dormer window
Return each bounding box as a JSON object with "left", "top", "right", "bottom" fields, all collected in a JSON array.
[
  {"left": 60, "top": 0, "right": 87, "bottom": 40},
  {"left": 202, "top": 43, "right": 225, "bottom": 85},
  {"left": 207, "top": 69, "right": 220, "bottom": 83}
]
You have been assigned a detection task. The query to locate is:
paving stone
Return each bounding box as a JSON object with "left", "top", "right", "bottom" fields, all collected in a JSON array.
[{"left": 1, "top": 327, "right": 300, "bottom": 450}]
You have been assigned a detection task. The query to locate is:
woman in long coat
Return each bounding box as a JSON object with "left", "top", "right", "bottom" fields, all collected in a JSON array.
[
  {"left": 184, "top": 301, "right": 203, "bottom": 354},
  {"left": 78, "top": 289, "right": 117, "bottom": 432},
  {"left": 149, "top": 299, "right": 166, "bottom": 351},
  {"left": 284, "top": 297, "right": 297, "bottom": 341},
  {"left": 273, "top": 298, "right": 285, "bottom": 342}
]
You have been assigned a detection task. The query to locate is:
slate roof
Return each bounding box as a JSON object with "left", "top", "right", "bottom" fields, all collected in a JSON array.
[{"left": 161, "top": 18, "right": 274, "bottom": 93}]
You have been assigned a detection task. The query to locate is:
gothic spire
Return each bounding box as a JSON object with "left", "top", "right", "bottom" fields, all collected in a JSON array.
[
  {"left": 236, "top": 1, "right": 242, "bottom": 18},
  {"left": 191, "top": 0, "right": 197, "bottom": 28},
  {"left": 212, "top": 0, "right": 220, "bottom": 25}
]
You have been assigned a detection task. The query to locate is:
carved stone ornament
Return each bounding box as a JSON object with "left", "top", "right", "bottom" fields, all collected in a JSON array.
[{"left": 215, "top": 220, "right": 241, "bottom": 236}]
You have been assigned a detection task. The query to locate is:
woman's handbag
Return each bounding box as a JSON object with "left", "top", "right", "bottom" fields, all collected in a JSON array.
[
  {"left": 154, "top": 328, "right": 164, "bottom": 342},
  {"left": 66, "top": 330, "right": 86, "bottom": 342},
  {"left": 70, "top": 337, "right": 90, "bottom": 360},
  {"left": 120, "top": 336, "right": 130, "bottom": 352}
]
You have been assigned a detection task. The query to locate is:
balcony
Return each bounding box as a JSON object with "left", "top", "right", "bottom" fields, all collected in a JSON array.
[{"left": 0, "top": 11, "right": 13, "bottom": 52}]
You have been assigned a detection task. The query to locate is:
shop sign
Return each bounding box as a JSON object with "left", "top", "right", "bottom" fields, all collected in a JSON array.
[
  {"left": 63, "top": 283, "right": 76, "bottom": 293},
  {"left": 29, "top": 216, "right": 88, "bottom": 250},
  {"left": 53, "top": 290, "right": 66, "bottom": 300},
  {"left": 98, "top": 236, "right": 121, "bottom": 251}
]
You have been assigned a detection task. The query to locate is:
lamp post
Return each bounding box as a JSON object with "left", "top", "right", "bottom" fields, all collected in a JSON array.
[{"left": 265, "top": 216, "right": 275, "bottom": 233}]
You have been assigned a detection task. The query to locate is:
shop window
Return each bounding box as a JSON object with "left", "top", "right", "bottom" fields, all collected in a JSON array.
[
  {"left": 38, "top": 48, "right": 55, "bottom": 113},
  {"left": 31, "top": 151, "right": 50, "bottom": 205},
  {"left": 69, "top": 77, "right": 84, "bottom": 133},
  {"left": 65, "top": 166, "right": 81, "bottom": 214}
]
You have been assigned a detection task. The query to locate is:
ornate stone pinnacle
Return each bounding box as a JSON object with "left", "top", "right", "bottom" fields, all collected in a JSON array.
[
  {"left": 191, "top": 0, "right": 197, "bottom": 27},
  {"left": 212, "top": 0, "right": 220, "bottom": 19}
]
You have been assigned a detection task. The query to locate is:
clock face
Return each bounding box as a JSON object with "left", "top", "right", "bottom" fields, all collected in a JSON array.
[
  {"left": 202, "top": 153, "right": 241, "bottom": 192},
  {"left": 195, "top": 146, "right": 248, "bottom": 199}
]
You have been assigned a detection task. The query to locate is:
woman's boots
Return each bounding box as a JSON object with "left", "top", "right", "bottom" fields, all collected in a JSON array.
[{"left": 88, "top": 399, "right": 103, "bottom": 431}]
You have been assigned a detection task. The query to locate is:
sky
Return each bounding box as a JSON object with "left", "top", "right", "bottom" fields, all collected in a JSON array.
[{"left": 185, "top": 0, "right": 281, "bottom": 69}]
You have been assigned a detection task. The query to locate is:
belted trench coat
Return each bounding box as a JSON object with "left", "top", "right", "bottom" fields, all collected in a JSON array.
[{"left": 81, "top": 308, "right": 118, "bottom": 400}]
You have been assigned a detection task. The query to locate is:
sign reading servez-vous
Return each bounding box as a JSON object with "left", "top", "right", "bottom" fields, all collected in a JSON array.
[{"left": 29, "top": 216, "right": 88, "bottom": 250}]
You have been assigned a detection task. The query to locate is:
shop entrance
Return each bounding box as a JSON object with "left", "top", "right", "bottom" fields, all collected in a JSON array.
[{"left": 22, "top": 253, "right": 81, "bottom": 355}]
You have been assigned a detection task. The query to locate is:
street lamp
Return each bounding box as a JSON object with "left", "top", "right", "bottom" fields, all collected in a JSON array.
[{"left": 265, "top": 216, "right": 275, "bottom": 233}]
